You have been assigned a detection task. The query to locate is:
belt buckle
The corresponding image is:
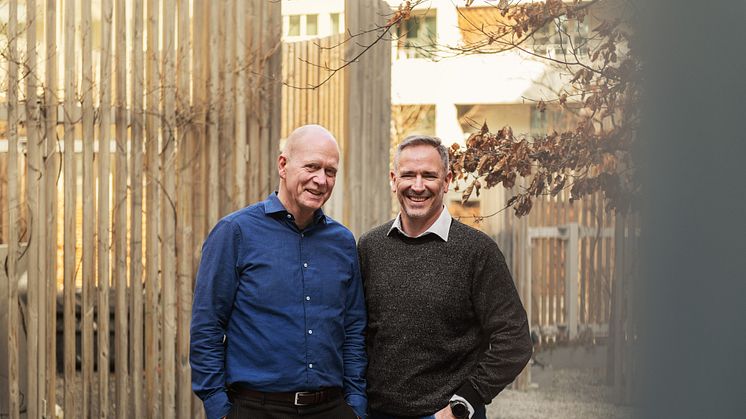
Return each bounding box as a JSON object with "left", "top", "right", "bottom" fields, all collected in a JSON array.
[{"left": 294, "top": 391, "right": 314, "bottom": 406}]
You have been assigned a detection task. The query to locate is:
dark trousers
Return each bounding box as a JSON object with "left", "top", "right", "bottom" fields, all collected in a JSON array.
[
  {"left": 369, "top": 404, "right": 487, "bottom": 419},
  {"left": 227, "top": 392, "right": 358, "bottom": 419}
]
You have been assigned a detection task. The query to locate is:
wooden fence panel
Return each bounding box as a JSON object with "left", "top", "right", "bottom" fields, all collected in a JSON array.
[{"left": 0, "top": 0, "right": 395, "bottom": 416}]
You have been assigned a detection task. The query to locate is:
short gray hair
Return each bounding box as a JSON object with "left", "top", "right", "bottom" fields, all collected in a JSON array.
[{"left": 393, "top": 134, "right": 449, "bottom": 175}]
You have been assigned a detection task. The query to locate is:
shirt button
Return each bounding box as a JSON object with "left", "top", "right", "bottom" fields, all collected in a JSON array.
[
  {"left": 308, "top": 363, "right": 313, "bottom": 369},
  {"left": 300, "top": 233, "right": 304, "bottom": 238},
  {"left": 305, "top": 296, "right": 310, "bottom": 301},
  {"left": 308, "top": 329, "right": 313, "bottom": 334},
  {"left": 286, "top": 214, "right": 292, "bottom": 219},
  {"left": 303, "top": 262, "right": 308, "bottom": 268}
]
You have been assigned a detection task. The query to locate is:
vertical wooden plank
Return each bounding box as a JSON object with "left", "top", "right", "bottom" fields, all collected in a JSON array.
[
  {"left": 605, "top": 214, "right": 613, "bottom": 323},
  {"left": 176, "top": 0, "right": 193, "bottom": 416},
  {"left": 377, "top": 0, "right": 392, "bottom": 228},
  {"left": 43, "top": 0, "right": 59, "bottom": 409},
  {"left": 291, "top": 42, "right": 301, "bottom": 131},
  {"left": 207, "top": 0, "right": 220, "bottom": 226},
  {"left": 541, "top": 197, "right": 549, "bottom": 328},
  {"left": 597, "top": 194, "right": 606, "bottom": 323},
  {"left": 281, "top": 39, "right": 289, "bottom": 137},
  {"left": 161, "top": 0, "right": 177, "bottom": 415},
  {"left": 580, "top": 197, "right": 588, "bottom": 325},
  {"left": 190, "top": 2, "right": 208, "bottom": 416},
  {"left": 234, "top": 0, "right": 247, "bottom": 207},
  {"left": 609, "top": 211, "right": 626, "bottom": 395},
  {"left": 217, "top": 0, "right": 233, "bottom": 213},
  {"left": 566, "top": 223, "right": 579, "bottom": 339},
  {"left": 192, "top": 0, "right": 208, "bottom": 290},
  {"left": 6, "top": 1, "right": 20, "bottom": 417},
  {"left": 265, "top": 0, "right": 283, "bottom": 194},
  {"left": 249, "top": 1, "right": 262, "bottom": 203},
  {"left": 114, "top": 0, "right": 130, "bottom": 416},
  {"left": 62, "top": 0, "right": 77, "bottom": 414},
  {"left": 344, "top": 0, "right": 360, "bottom": 233},
  {"left": 24, "top": 1, "right": 44, "bottom": 416},
  {"left": 145, "top": 0, "right": 162, "bottom": 415},
  {"left": 594, "top": 195, "right": 603, "bottom": 324},
  {"left": 318, "top": 37, "right": 329, "bottom": 131},
  {"left": 130, "top": 0, "right": 145, "bottom": 416},
  {"left": 98, "top": 0, "right": 113, "bottom": 415},
  {"left": 81, "top": 0, "right": 95, "bottom": 416},
  {"left": 548, "top": 201, "right": 556, "bottom": 329},
  {"left": 332, "top": 34, "right": 344, "bottom": 221}
]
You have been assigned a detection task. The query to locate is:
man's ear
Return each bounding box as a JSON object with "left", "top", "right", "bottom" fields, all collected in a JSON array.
[
  {"left": 389, "top": 170, "right": 396, "bottom": 193},
  {"left": 444, "top": 171, "right": 453, "bottom": 193},
  {"left": 278, "top": 154, "right": 288, "bottom": 179}
]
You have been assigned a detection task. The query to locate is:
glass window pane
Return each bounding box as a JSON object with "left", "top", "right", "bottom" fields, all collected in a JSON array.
[
  {"left": 330, "top": 13, "right": 340, "bottom": 34},
  {"left": 306, "top": 14, "right": 318, "bottom": 36},
  {"left": 288, "top": 15, "right": 300, "bottom": 36}
]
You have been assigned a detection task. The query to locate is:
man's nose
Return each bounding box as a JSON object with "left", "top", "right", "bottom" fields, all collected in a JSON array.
[
  {"left": 411, "top": 175, "right": 425, "bottom": 191},
  {"left": 311, "top": 170, "right": 327, "bottom": 184}
]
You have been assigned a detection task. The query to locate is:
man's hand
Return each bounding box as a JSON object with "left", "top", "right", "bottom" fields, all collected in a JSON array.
[{"left": 434, "top": 405, "right": 457, "bottom": 419}]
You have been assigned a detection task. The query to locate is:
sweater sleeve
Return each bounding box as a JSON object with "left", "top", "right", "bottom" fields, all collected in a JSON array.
[{"left": 458, "top": 241, "right": 533, "bottom": 407}]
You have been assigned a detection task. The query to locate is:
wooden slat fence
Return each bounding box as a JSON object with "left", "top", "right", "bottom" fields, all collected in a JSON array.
[
  {"left": 1, "top": 0, "right": 392, "bottom": 417},
  {"left": 481, "top": 183, "right": 621, "bottom": 344},
  {"left": 0, "top": 0, "right": 282, "bottom": 417}
]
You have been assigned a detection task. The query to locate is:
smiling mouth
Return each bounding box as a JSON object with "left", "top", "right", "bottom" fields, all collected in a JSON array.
[
  {"left": 306, "top": 189, "right": 325, "bottom": 197},
  {"left": 406, "top": 195, "right": 430, "bottom": 203}
]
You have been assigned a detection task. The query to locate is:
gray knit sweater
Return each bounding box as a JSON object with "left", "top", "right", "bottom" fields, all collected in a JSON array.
[{"left": 358, "top": 219, "right": 532, "bottom": 416}]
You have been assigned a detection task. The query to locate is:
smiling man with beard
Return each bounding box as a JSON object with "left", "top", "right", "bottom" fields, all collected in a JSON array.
[
  {"left": 358, "top": 135, "right": 532, "bottom": 419},
  {"left": 191, "top": 125, "right": 366, "bottom": 419}
]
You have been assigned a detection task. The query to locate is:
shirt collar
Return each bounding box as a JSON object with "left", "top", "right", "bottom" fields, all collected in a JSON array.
[
  {"left": 388, "top": 205, "right": 452, "bottom": 241},
  {"left": 263, "top": 192, "right": 327, "bottom": 225}
]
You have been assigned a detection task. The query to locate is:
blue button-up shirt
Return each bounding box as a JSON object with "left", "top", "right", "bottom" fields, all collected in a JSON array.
[{"left": 190, "top": 193, "right": 367, "bottom": 419}]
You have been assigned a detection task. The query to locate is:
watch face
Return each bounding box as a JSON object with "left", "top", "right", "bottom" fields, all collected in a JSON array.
[{"left": 451, "top": 401, "right": 468, "bottom": 418}]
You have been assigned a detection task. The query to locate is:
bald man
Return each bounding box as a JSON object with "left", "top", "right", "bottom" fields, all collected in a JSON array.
[{"left": 191, "top": 125, "right": 366, "bottom": 419}]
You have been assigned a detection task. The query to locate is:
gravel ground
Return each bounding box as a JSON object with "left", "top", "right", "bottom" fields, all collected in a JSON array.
[
  {"left": 487, "top": 366, "right": 635, "bottom": 419},
  {"left": 49, "top": 356, "right": 634, "bottom": 419}
]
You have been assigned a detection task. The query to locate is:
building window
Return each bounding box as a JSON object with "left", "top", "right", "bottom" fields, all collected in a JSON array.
[
  {"left": 396, "top": 12, "right": 437, "bottom": 59},
  {"left": 531, "top": 16, "right": 590, "bottom": 58},
  {"left": 330, "top": 13, "right": 340, "bottom": 34},
  {"left": 306, "top": 14, "right": 318, "bottom": 36},
  {"left": 287, "top": 15, "right": 301, "bottom": 37},
  {"left": 530, "top": 104, "right": 576, "bottom": 137}
]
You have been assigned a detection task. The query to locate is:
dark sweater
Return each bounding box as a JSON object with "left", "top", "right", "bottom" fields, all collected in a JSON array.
[{"left": 358, "top": 219, "right": 532, "bottom": 416}]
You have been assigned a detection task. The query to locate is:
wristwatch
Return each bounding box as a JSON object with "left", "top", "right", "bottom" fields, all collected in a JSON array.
[{"left": 449, "top": 400, "right": 469, "bottom": 419}]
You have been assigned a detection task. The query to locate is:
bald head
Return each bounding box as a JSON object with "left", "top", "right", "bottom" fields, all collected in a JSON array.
[{"left": 283, "top": 124, "right": 339, "bottom": 159}]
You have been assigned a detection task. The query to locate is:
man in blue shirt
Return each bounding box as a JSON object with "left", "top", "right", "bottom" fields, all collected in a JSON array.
[{"left": 190, "top": 125, "right": 366, "bottom": 419}]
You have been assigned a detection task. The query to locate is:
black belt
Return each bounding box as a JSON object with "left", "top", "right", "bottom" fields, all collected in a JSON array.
[{"left": 229, "top": 386, "right": 343, "bottom": 406}]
